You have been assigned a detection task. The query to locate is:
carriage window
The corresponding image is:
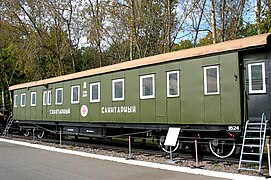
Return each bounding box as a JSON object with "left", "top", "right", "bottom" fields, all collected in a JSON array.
[
  {"left": 90, "top": 82, "right": 100, "bottom": 103},
  {"left": 71, "top": 85, "right": 80, "bottom": 104},
  {"left": 48, "top": 91, "right": 51, "bottom": 105},
  {"left": 21, "top": 93, "right": 26, "bottom": 107},
  {"left": 167, "top": 71, "right": 179, "bottom": 97},
  {"left": 31, "top": 92, "right": 37, "bottom": 106},
  {"left": 43, "top": 91, "right": 47, "bottom": 105},
  {"left": 43, "top": 91, "right": 51, "bottom": 105},
  {"left": 140, "top": 74, "right": 155, "bottom": 99},
  {"left": 112, "top": 79, "right": 124, "bottom": 101},
  {"left": 204, "top": 66, "right": 220, "bottom": 95},
  {"left": 248, "top": 63, "right": 266, "bottom": 94},
  {"left": 14, "top": 94, "right": 18, "bottom": 107},
  {"left": 56, "top": 88, "right": 63, "bottom": 105}
]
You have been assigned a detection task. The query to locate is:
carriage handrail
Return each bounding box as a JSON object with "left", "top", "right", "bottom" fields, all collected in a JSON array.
[{"left": 260, "top": 113, "right": 266, "bottom": 148}]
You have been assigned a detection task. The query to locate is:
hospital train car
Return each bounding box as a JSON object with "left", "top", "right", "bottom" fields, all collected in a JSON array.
[{"left": 9, "top": 33, "right": 271, "bottom": 158}]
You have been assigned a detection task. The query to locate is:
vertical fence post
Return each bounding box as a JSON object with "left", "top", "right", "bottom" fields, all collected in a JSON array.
[
  {"left": 195, "top": 140, "right": 198, "bottom": 167},
  {"left": 267, "top": 143, "right": 271, "bottom": 177},
  {"left": 32, "top": 128, "right": 35, "bottom": 140},
  {"left": 128, "top": 136, "right": 132, "bottom": 159},
  {"left": 170, "top": 146, "right": 173, "bottom": 161},
  {"left": 59, "top": 129, "right": 62, "bottom": 147}
]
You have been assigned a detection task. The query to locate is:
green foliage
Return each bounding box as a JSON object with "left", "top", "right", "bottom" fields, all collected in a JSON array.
[
  {"left": 1, "top": 0, "right": 271, "bottom": 110},
  {"left": 241, "top": 23, "right": 258, "bottom": 37},
  {"left": 260, "top": 4, "right": 271, "bottom": 33},
  {"left": 172, "top": 40, "right": 193, "bottom": 51},
  {"left": 75, "top": 47, "right": 101, "bottom": 71}
]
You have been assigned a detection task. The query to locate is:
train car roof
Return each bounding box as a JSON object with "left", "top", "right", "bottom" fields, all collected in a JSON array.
[{"left": 9, "top": 33, "right": 271, "bottom": 91}]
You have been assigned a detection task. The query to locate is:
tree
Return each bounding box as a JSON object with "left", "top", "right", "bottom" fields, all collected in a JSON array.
[
  {"left": 83, "top": 0, "right": 106, "bottom": 67},
  {"left": 172, "top": 39, "right": 193, "bottom": 50}
]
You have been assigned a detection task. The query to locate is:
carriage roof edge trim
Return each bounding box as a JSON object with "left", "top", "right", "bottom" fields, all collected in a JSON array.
[{"left": 9, "top": 33, "right": 271, "bottom": 91}]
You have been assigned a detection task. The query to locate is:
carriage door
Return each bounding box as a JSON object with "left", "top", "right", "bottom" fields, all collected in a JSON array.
[
  {"left": 42, "top": 90, "right": 48, "bottom": 120},
  {"left": 42, "top": 90, "right": 51, "bottom": 121},
  {"left": 246, "top": 60, "right": 270, "bottom": 121}
]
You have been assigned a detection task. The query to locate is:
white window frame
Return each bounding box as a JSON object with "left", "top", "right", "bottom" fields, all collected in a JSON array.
[
  {"left": 71, "top": 85, "right": 80, "bottom": 104},
  {"left": 90, "top": 82, "right": 100, "bottom": 103},
  {"left": 47, "top": 90, "right": 51, "bottom": 105},
  {"left": 204, "top": 66, "right": 220, "bottom": 95},
  {"left": 248, "top": 62, "right": 266, "bottom": 94},
  {"left": 55, "top": 88, "right": 63, "bottom": 105},
  {"left": 112, "top": 79, "right": 124, "bottom": 101},
  {"left": 140, "top": 74, "right": 155, "bottom": 99},
  {"left": 43, "top": 91, "right": 47, "bottom": 105},
  {"left": 14, "top": 94, "right": 18, "bottom": 107},
  {"left": 21, "top": 93, "right": 26, "bottom": 107},
  {"left": 167, "top": 71, "right": 180, "bottom": 97},
  {"left": 43, "top": 91, "right": 52, "bottom": 105},
  {"left": 30, "top": 92, "right": 37, "bottom": 106}
]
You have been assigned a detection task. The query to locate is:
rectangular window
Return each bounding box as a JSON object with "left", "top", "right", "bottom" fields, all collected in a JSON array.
[
  {"left": 71, "top": 85, "right": 80, "bottom": 104},
  {"left": 43, "top": 91, "right": 52, "bottom": 105},
  {"left": 90, "top": 82, "right": 100, "bottom": 103},
  {"left": 112, "top": 79, "right": 124, "bottom": 101},
  {"left": 31, "top": 92, "right": 36, "bottom": 106},
  {"left": 14, "top": 94, "right": 18, "bottom": 107},
  {"left": 43, "top": 91, "right": 47, "bottom": 105},
  {"left": 248, "top": 62, "right": 266, "bottom": 94},
  {"left": 21, "top": 93, "right": 26, "bottom": 107},
  {"left": 55, "top": 88, "right": 63, "bottom": 105},
  {"left": 167, "top": 71, "right": 180, "bottom": 97},
  {"left": 204, "top": 66, "right": 220, "bottom": 95},
  {"left": 48, "top": 91, "right": 51, "bottom": 105},
  {"left": 140, "top": 74, "right": 155, "bottom": 99}
]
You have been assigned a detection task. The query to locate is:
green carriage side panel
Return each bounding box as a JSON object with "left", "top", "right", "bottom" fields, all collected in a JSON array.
[
  {"left": 155, "top": 64, "right": 167, "bottom": 123},
  {"left": 100, "top": 73, "right": 113, "bottom": 122},
  {"left": 166, "top": 62, "right": 181, "bottom": 124},
  {"left": 125, "top": 69, "right": 140, "bottom": 123},
  {"left": 61, "top": 80, "right": 71, "bottom": 122},
  {"left": 139, "top": 66, "right": 156, "bottom": 123},
  {"left": 13, "top": 90, "right": 19, "bottom": 120},
  {"left": 46, "top": 84, "right": 54, "bottom": 121},
  {"left": 140, "top": 99, "right": 155, "bottom": 123},
  {"left": 112, "top": 71, "right": 126, "bottom": 123},
  {"left": 15, "top": 89, "right": 23, "bottom": 120},
  {"left": 79, "top": 77, "right": 91, "bottom": 122},
  {"left": 181, "top": 59, "right": 204, "bottom": 124},
  {"left": 25, "top": 89, "right": 31, "bottom": 120},
  {"left": 89, "top": 75, "right": 101, "bottom": 123},
  {"left": 35, "top": 86, "right": 43, "bottom": 121},
  {"left": 204, "top": 96, "right": 221, "bottom": 124},
  {"left": 167, "top": 98, "right": 181, "bottom": 124},
  {"left": 41, "top": 86, "right": 49, "bottom": 121},
  {"left": 112, "top": 71, "right": 125, "bottom": 79},
  {"left": 54, "top": 82, "right": 64, "bottom": 122},
  {"left": 20, "top": 89, "right": 26, "bottom": 120},
  {"left": 16, "top": 89, "right": 21, "bottom": 120},
  {"left": 49, "top": 84, "right": 56, "bottom": 122},
  {"left": 203, "top": 56, "right": 221, "bottom": 124},
  {"left": 29, "top": 87, "right": 37, "bottom": 121},
  {"left": 69, "top": 79, "right": 80, "bottom": 122},
  {"left": 220, "top": 52, "right": 241, "bottom": 124},
  {"left": 112, "top": 101, "right": 126, "bottom": 123}
]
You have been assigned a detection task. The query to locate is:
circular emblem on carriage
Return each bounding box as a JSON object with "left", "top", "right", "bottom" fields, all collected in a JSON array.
[{"left": 81, "top": 105, "right": 88, "bottom": 117}]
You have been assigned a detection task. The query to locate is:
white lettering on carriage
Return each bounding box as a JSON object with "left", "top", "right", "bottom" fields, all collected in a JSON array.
[
  {"left": 101, "top": 105, "right": 136, "bottom": 114},
  {"left": 49, "top": 108, "right": 71, "bottom": 115}
]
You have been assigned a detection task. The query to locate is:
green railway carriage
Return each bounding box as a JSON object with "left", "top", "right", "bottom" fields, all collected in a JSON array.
[{"left": 9, "top": 33, "right": 271, "bottom": 157}]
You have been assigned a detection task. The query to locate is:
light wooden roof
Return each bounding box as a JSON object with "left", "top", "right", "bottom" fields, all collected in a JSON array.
[{"left": 10, "top": 33, "right": 271, "bottom": 91}]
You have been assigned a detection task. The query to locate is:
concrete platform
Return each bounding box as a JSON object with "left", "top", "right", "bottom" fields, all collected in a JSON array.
[{"left": 0, "top": 138, "right": 265, "bottom": 180}]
